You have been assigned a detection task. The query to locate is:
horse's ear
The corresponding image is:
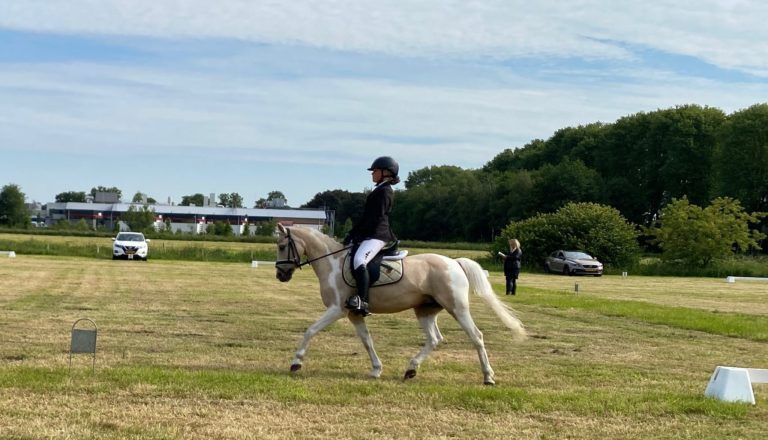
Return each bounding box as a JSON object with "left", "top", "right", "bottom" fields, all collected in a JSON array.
[{"left": 277, "top": 223, "right": 287, "bottom": 235}]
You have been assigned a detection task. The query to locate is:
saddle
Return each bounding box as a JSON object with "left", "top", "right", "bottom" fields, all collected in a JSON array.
[{"left": 342, "top": 241, "right": 408, "bottom": 288}]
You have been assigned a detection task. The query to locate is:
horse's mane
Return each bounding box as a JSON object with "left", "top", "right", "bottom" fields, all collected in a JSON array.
[{"left": 289, "top": 226, "right": 343, "bottom": 251}]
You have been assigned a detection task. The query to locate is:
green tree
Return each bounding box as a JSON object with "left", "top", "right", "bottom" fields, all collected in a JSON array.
[
  {"left": 74, "top": 218, "right": 90, "bottom": 231},
  {"left": 209, "top": 221, "right": 233, "bottom": 236},
  {"left": 131, "top": 192, "right": 157, "bottom": 204},
  {"left": 715, "top": 103, "right": 768, "bottom": 213},
  {"left": 648, "top": 197, "right": 766, "bottom": 267},
  {"left": 591, "top": 105, "right": 725, "bottom": 226},
  {"left": 498, "top": 202, "right": 639, "bottom": 269},
  {"left": 529, "top": 159, "right": 605, "bottom": 214},
  {"left": 336, "top": 218, "right": 353, "bottom": 239},
  {"left": 219, "top": 192, "right": 243, "bottom": 208},
  {"left": 55, "top": 191, "right": 87, "bottom": 203},
  {"left": 302, "top": 190, "right": 366, "bottom": 232},
  {"left": 123, "top": 205, "right": 156, "bottom": 232},
  {"left": 180, "top": 193, "right": 205, "bottom": 207},
  {"left": 487, "top": 170, "right": 534, "bottom": 228},
  {"left": 231, "top": 193, "right": 243, "bottom": 208},
  {"left": 0, "top": 184, "right": 30, "bottom": 228},
  {"left": 254, "top": 220, "right": 277, "bottom": 236},
  {"left": 90, "top": 186, "right": 122, "bottom": 200}
]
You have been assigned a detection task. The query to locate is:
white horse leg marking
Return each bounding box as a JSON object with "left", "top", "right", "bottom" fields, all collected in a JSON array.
[
  {"left": 433, "top": 319, "right": 445, "bottom": 344},
  {"left": 405, "top": 312, "right": 442, "bottom": 378},
  {"left": 348, "top": 314, "right": 383, "bottom": 378},
  {"left": 291, "top": 306, "right": 347, "bottom": 371},
  {"left": 453, "top": 307, "right": 495, "bottom": 385}
]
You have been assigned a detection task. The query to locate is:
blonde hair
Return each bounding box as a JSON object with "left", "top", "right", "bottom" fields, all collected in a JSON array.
[{"left": 508, "top": 238, "right": 521, "bottom": 251}]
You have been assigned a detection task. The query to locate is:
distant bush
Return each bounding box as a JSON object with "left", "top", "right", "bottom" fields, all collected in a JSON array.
[
  {"left": 646, "top": 197, "right": 765, "bottom": 267},
  {"left": 496, "top": 202, "right": 640, "bottom": 269},
  {"left": 632, "top": 255, "right": 768, "bottom": 278}
]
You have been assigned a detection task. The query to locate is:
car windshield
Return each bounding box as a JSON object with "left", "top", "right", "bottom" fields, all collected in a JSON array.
[
  {"left": 565, "top": 251, "right": 593, "bottom": 260},
  {"left": 116, "top": 233, "right": 145, "bottom": 242}
]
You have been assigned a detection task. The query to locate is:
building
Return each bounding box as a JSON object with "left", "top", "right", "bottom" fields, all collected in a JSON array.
[{"left": 44, "top": 202, "right": 330, "bottom": 235}]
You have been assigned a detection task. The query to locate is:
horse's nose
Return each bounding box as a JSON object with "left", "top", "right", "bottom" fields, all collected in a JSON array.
[{"left": 276, "top": 270, "right": 291, "bottom": 282}]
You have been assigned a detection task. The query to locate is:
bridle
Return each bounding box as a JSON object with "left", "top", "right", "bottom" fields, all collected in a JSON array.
[{"left": 275, "top": 228, "right": 352, "bottom": 273}]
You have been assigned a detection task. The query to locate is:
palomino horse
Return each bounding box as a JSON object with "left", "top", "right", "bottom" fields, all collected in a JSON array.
[{"left": 274, "top": 224, "right": 526, "bottom": 385}]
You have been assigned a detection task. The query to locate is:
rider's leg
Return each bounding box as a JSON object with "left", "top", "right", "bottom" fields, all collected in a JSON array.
[
  {"left": 345, "top": 239, "right": 385, "bottom": 315},
  {"left": 351, "top": 265, "right": 370, "bottom": 315}
]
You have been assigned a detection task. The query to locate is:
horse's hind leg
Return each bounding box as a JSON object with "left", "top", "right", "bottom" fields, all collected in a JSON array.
[
  {"left": 404, "top": 306, "right": 443, "bottom": 381},
  {"left": 291, "top": 306, "right": 346, "bottom": 372},
  {"left": 451, "top": 306, "right": 496, "bottom": 385},
  {"left": 348, "top": 314, "right": 383, "bottom": 378}
]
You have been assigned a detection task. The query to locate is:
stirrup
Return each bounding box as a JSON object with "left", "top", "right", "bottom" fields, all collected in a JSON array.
[
  {"left": 345, "top": 295, "right": 361, "bottom": 310},
  {"left": 351, "top": 303, "right": 370, "bottom": 317}
]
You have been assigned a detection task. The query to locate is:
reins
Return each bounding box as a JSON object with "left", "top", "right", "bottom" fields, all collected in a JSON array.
[{"left": 275, "top": 229, "right": 352, "bottom": 270}]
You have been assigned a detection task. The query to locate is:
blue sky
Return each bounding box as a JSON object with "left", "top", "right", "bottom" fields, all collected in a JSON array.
[{"left": 1, "top": 0, "right": 767, "bottom": 207}]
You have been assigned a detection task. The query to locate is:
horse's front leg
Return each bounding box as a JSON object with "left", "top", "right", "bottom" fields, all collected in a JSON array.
[
  {"left": 291, "top": 306, "right": 346, "bottom": 372},
  {"left": 348, "top": 314, "right": 383, "bottom": 378}
]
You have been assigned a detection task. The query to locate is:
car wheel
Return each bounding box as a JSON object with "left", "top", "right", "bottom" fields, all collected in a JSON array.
[
  {"left": 563, "top": 265, "right": 571, "bottom": 276},
  {"left": 544, "top": 264, "right": 551, "bottom": 273},
  {"left": 112, "top": 255, "right": 117, "bottom": 260}
]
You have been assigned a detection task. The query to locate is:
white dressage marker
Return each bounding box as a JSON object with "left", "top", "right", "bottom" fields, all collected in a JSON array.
[
  {"left": 704, "top": 366, "right": 768, "bottom": 404},
  {"left": 725, "top": 276, "right": 768, "bottom": 283},
  {"left": 0, "top": 251, "right": 16, "bottom": 258}
]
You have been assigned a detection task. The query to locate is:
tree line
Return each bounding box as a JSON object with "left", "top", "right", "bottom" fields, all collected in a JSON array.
[
  {"left": 3, "top": 103, "right": 767, "bottom": 252},
  {"left": 305, "top": 103, "right": 768, "bottom": 247}
]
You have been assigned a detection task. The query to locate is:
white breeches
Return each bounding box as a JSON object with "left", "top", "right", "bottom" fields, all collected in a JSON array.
[{"left": 353, "top": 239, "right": 386, "bottom": 269}]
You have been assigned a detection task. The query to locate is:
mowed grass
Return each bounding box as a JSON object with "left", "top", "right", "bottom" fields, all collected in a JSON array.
[
  {"left": 1, "top": 256, "right": 767, "bottom": 439},
  {"left": 0, "top": 233, "right": 489, "bottom": 262}
]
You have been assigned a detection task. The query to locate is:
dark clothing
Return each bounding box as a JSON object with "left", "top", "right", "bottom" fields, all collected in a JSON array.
[
  {"left": 501, "top": 248, "right": 522, "bottom": 295},
  {"left": 344, "top": 180, "right": 396, "bottom": 316},
  {"left": 502, "top": 249, "right": 522, "bottom": 278},
  {"left": 347, "top": 182, "right": 396, "bottom": 244}
]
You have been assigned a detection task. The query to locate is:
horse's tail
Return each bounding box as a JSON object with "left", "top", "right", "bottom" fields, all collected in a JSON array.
[{"left": 456, "top": 258, "right": 526, "bottom": 341}]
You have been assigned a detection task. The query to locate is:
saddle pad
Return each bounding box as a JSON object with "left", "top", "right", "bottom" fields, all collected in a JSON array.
[{"left": 342, "top": 254, "right": 404, "bottom": 288}]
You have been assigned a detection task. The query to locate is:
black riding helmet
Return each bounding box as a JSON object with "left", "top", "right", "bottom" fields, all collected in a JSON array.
[{"left": 368, "top": 156, "right": 399, "bottom": 178}]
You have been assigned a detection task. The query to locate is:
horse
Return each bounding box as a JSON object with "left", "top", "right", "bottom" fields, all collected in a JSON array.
[{"left": 274, "top": 224, "right": 526, "bottom": 385}]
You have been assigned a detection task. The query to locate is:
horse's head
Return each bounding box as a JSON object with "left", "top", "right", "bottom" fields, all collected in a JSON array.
[{"left": 275, "top": 224, "right": 304, "bottom": 282}]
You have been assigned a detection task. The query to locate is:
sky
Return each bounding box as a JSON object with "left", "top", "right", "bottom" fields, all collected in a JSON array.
[{"left": 1, "top": 0, "right": 767, "bottom": 207}]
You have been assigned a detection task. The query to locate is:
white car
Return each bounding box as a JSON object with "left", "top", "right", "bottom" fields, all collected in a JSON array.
[
  {"left": 112, "top": 232, "right": 150, "bottom": 260},
  {"left": 544, "top": 250, "right": 603, "bottom": 276}
]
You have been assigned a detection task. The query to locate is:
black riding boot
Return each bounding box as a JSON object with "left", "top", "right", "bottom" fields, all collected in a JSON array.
[{"left": 345, "top": 265, "right": 370, "bottom": 316}]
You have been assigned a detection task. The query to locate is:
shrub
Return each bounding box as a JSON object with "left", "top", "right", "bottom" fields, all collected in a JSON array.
[
  {"left": 646, "top": 197, "right": 765, "bottom": 267},
  {"left": 496, "top": 202, "right": 639, "bottom": 269}
]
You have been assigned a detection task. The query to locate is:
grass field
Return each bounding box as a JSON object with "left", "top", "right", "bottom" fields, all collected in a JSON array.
[
  {"left": 0, "top": 233, "right": 489, "bottom": 263},
  {"left": 1, "top": 255, "right": 767, "bottom": 439}
]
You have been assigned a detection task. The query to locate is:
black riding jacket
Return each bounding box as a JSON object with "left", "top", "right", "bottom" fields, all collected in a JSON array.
[
  {"left": 502, "top": 248, "right": 522, "bottom": 276},
  {"left": 348, "top": 182, "right": 396, "bottom": 244}
]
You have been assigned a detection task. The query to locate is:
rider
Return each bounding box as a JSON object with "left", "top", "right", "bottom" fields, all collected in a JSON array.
[{"left": 344, "top": 156, "right": 400, "bottom": 316}]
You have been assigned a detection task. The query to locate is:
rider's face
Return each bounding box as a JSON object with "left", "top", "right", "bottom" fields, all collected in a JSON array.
[{"left": 371, "top": 168, "right": 383, "bottom": 183}]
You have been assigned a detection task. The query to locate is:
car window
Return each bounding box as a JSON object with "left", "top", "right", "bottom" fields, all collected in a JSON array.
[
  {"left": 116, "top": 233, "right": 144, "bottom": 242},
  {"left": 565, "top": 251, "right": 592, "bottom": 259}
]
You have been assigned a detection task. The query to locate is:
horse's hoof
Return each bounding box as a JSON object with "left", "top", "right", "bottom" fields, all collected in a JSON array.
[
  {"left": 403, "top": 369, "right": 417, "bottom": 381},
  {"left": 483, "top": 380, "right": 495, "bottom": 386},
  {"left": 290, "top": 364, "right": 302, "bottom": 373}
]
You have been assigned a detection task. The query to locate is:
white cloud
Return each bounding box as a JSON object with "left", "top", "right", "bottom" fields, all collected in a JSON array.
[
  {"left": 2, "top": 1, "right": 767, "bottom": 73},
  {"left": 2, "top": 0, "right": 767, "bottom": 205}
]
